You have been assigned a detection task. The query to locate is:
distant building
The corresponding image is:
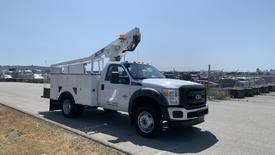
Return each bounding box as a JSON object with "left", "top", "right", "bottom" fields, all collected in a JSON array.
[{"left": 270, "top": 69, "right": 275, "bottom": 75}]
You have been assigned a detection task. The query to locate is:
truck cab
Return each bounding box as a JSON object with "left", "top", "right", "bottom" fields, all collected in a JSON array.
[{"left": 99, "top": 62, "right": 208, "bottom": 137}]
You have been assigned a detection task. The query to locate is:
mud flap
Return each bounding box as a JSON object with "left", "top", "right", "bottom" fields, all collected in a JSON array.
[{"left": 49, "top": 99, "right": 61, "bottom": 111}]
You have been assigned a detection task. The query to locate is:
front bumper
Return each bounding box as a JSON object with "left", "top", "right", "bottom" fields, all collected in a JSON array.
[
  {"left": 162, "top": 105, "right": 208, "bottom": 121},
  {"left": 168, "top": 116, "right": 205, "bottom": 128}
]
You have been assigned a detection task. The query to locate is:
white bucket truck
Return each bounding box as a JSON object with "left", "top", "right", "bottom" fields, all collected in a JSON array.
[{"left": 47, "top": 28, "right": 208, "bottom": 137}]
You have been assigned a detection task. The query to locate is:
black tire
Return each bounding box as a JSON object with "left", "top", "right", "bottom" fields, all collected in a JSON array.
[
  {"left": 103, "top": 108, "right": 117, "bottom": 113},
  {"left": 134, "top": 105, "right": 162, "bottom": 138},
  {"left": 61, "top": 95, "right": 83, "bottom": 118}
]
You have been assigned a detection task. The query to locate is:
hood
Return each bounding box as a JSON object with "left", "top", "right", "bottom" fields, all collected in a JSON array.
[{"left": 140, "top": 78, "right": 202, "bottom": 89}]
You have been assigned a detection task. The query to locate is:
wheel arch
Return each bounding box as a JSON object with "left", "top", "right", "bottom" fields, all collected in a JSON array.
[
  {"left": 58, "top": 91, "right": 75, "bottom": 104},
  {"left": 128, "top": 88, "right": 168, "bottom": 124}
]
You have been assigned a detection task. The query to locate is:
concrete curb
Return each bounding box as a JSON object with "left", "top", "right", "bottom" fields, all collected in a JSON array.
[{"left": 0, "top": 103, "right": 133, "bottom": 155}]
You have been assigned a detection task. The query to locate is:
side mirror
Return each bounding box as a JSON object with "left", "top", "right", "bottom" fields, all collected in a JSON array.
[
  {"left": 110, "top": 72, "right": 119, "bottom": 84},
  {"left": 119, "top": 76, "right": 130, "bottom": 84}
]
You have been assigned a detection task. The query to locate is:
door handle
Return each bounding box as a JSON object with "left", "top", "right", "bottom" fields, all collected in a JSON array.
[{"left": 101, "top": 84, "right": 104, "bottom": 90}]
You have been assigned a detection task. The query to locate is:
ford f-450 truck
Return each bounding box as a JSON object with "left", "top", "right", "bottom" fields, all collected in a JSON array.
[{"left": 46, "top": 28, "right": 208, "bottom": 138}]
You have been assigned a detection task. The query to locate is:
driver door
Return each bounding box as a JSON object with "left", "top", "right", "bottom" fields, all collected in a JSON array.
[{"left": 98, "top": 64, "right": 131, "bottom": 111}]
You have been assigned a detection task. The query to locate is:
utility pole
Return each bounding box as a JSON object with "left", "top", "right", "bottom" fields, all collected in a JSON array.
[{"left": 208, "top": 64, "right": 211, "bottom": 82}]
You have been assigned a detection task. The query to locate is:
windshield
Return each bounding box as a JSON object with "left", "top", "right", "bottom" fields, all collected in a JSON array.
[{"left": 124, "top": 63, "right": 165, "bottom": 79}]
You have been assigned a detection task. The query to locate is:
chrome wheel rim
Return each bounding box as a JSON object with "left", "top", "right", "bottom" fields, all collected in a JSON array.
[
  {"left": 63, "top": 99, "right": 71, "bottom": 115},
  {"left": 138, "top": 111, "right": 154, "bottom": 133}
]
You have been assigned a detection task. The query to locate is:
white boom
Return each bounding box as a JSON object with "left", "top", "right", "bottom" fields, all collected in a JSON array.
[{"left": 51, "top": 27, "right": 141, "bottom": 68}]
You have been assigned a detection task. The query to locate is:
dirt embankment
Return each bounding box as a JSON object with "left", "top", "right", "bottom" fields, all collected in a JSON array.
[{"left": 0, "top": 104, "right": 124, "bottom": 155}]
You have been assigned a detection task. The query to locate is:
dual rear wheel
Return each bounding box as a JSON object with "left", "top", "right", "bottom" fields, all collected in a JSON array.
[{"left": 61, "top": 96, "right": 83, "bottom": 118}]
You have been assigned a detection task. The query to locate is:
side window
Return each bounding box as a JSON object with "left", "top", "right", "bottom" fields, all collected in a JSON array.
[
  {"left": 105, "top": 65, "right": 118, "bottom": 81},
  {"left": 105, "top": 65, "right": 128, "bottom": 81},
  {"left": 117, "top": 66, "right": 127, "bottom": 77}
]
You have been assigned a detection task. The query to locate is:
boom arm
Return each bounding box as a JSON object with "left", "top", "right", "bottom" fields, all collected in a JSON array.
[{"left": 51, "top": 28, "right": 141, "bottom": 68}]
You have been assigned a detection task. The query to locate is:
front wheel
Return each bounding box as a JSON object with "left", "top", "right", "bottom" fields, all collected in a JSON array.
[{"left": 134, "top": 106, "right": 162, "bottom": 138}]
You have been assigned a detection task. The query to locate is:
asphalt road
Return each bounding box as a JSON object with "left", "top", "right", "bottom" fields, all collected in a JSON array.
[{"left": 0, "top": 82, "right": 275, "bottom": 155}]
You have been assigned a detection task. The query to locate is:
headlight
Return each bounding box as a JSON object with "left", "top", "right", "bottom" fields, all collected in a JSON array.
[{"left": 162, "top": 89, "right": 179, "bottom": 105}]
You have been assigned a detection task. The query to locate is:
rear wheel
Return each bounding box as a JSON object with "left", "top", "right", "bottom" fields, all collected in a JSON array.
[
  {"left": 61, "top": 95, "right": 83, "bottom": 118},
  {"left": 134, "top": 106, "right": 162, "bottom": 138}
]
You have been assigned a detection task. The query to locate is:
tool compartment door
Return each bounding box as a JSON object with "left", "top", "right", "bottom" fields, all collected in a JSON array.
[{"left": 50, "top": 74, "right": 100, "bottom": 107}]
